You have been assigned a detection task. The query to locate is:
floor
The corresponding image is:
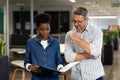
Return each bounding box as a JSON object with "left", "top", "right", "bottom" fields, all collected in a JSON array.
[
  {"left": 9, "top": 49, "right": 120, "bottom": 80},
  {"left": 103, "top": 50, "right": 120, "bottom": 80}
]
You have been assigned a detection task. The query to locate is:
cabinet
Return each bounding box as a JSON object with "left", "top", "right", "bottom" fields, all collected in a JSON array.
[
  {"left": 45, "top": 11, "right": 70, "bottom": 34},
  {"left": 13, "top": 11, "right": 37, "bottom": 34}
]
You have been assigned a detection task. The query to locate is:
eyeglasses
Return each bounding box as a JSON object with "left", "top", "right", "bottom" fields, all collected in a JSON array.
[{"left": 72, "top": 19, "right": 85, "bottom": 24}]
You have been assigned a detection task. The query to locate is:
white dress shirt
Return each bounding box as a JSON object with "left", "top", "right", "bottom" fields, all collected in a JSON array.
[{"left": 64, "top": 23, "right": 105, "bottom": 80}]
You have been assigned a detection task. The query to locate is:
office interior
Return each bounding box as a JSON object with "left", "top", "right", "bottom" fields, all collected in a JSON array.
[{"left": 1, "top": 0, "right": 120, "bottom": 80}]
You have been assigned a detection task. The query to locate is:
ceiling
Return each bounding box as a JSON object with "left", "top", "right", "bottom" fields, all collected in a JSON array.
[{"left": 10, "top": 0, "right": 120, "bottom": 16}]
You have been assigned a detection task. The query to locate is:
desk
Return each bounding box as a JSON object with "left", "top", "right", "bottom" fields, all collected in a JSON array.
[
  {"left": 10, "top": 48, "right": 26, "bottom": 54},
  {"left": 11, "top": 60, "right": 24, "bottom": 68},
  {"left": 10, "top": 48, "right": 26, "bottom": 80},
  {"left": 10, "top": 48, "right": 25, "bottom": 61},
  {"left": 11, "top": 60, "right": 25, "bottom": 80},
  {"left": 10, "top": 44, "right": 65, "bottom": 54}
]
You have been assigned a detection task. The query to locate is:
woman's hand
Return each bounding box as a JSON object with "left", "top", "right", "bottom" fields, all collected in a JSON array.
[{"left": 28, "top": 65, "right": 41, "bottom": 72}]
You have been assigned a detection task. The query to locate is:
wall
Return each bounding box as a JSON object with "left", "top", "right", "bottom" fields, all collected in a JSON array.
[
  {"left": 9, "top": 1, "right": 119, "bottom": 34},
  {"left": 90, "top": 18, "right": 118, "bottom": 30},
  {"left": 9, "top": 2, "right": 73, "bottom": 35}
]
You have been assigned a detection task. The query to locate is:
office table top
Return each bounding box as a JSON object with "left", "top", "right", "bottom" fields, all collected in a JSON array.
[{"left": 10, "top": 44, "right": 65, "bottom": 54}]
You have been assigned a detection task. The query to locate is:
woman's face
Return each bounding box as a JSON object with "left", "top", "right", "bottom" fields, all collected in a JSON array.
[{"left": 37, "top": 23, "right": 50, "bottom": 40}]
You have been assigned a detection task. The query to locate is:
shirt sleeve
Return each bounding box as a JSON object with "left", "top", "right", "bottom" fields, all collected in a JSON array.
[
  {"left": 24, "top": 40, "right": 32, "bottom": 69},
  {"left": 56, "top": 41, "right": 63, "bottom": 66},
  {"left": 64, "top": 32, "right": 77, "bottom": 63},
  {"left": 57, "top": 64, "right": 63, "bottom": 70},
  {"left": 90, "top": 29, "right": 103, "bottom": 57},
  {"left": 26, "top": 63, "right": 32, "bottom": 71}
]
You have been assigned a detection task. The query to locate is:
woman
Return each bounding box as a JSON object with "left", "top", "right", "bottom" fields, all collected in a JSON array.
[{"left": 24, "top": 13, "right": 63, "bottom": 80}]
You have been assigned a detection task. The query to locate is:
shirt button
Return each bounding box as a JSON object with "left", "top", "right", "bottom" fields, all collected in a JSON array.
[{"left": 44, "top": 58, "right": 46, "bottom": 60}]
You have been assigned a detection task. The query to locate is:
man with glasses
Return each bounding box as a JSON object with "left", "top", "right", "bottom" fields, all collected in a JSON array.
[{"left": 64, "top": 7, "right": 105, "bottom": 80}]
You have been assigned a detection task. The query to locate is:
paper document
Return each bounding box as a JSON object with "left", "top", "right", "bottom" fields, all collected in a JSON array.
[
  {"left": 59, "top": 61, "right": 79, "bottom": 72},
  {"left": 38, "top": 61, "right": 79, "bottom": 73}
]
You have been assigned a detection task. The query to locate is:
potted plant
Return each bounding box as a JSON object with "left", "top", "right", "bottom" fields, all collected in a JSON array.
[
  {"left": 111, "top": 30, "right": 119, "bottom": 50},
  {"left": 103, "top": 30, "right": 113, "bottom": 65},
  {"left": 0, "top": 36, "right": 9, "bottom": 80},
  {"left": 0, "top": 36, "right": 6, "bottom": 56},
  {"left": 103, "top": 30, "right": 113, "bottom": 45}
]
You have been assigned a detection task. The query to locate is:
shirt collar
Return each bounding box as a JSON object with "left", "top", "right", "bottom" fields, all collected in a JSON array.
[
  {"left": 75, "top": 25, "right": 89, "bottom": 33},
  {"left": 35, "top": 34, "right": 53, "bottom": 43},
  {"left": 85, "top": 23, "right": 91, "bottom": 31}
]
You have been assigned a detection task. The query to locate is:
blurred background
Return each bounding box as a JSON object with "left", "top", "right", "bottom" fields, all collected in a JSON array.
[{"left": 1, "top": 0, "right": 120, "bottom": 80}]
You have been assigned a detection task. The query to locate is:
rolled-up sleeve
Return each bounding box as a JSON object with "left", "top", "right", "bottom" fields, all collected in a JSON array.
[
  {"left": 90, "top": 30, "right": 103, "bottom": 57},
  {"left": 56, "top": 42, "right": 63, "bottom": 65},
  {"left": 64, "top": 32, "right": 77, "bottom": 63},
  {"left": 24, "top": 40, "right": 31, "bottom": 69}
]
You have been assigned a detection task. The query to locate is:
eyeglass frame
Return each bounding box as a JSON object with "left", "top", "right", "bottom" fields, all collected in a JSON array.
[{"left": 71, "top": 18, "right": 86, "bottom": 24}]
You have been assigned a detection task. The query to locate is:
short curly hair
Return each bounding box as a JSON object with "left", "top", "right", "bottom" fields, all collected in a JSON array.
[{"left": 35, "top": 13, "right": 51, "bottom": 27}]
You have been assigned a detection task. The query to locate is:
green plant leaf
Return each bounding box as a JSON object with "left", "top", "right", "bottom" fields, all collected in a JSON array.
[{"left": 0, "top": 37, "right": 6, "bottom": 56}]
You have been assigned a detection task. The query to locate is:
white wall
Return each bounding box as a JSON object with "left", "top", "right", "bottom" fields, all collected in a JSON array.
[{"left": 89, "top": 18, "right": 118, "bottom": 30}]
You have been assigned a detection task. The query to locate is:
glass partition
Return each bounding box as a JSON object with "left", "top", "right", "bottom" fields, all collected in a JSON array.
[{"left": 0, "top": 0, "right": 4, "bottom": 34}]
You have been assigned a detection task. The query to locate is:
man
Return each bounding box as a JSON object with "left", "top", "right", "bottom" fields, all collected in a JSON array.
[
  {"left": 24, "top": 13, "right": 63, "bottom": 80},
  {"left": 64, "top": 7, "right": 105, "bottom": 80}
]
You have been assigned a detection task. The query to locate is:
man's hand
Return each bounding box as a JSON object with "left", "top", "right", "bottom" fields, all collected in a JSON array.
[
  {"left": 74, "top": 52, "right": 100, "bottom": 61},
  {"left": 91, "top": 55, "right": 100, "bottom": 59},
  {"left": 82, "top": 53, "right": 100, "bottom": 59}
]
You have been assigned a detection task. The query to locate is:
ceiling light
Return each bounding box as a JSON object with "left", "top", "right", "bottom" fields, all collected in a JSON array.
[
  {"left": 69, "top": 0, "right": 76, "bottom": 3},
  {"left": 85, "top": 2, "right": 91, "bottom": 5},
  {"left": 89, "top": 16, "right": 117, "bottom": 19},
  {"left": 91, "top": 1, "right": 100, "bottom": 7}
]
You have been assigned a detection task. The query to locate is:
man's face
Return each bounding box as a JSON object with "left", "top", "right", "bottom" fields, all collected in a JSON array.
[
  {"left": 37, "top": 23, "right": 50, "bottom": 39},
  {"left": 72, "top": 14, "right": 88, "bottom": 32}
]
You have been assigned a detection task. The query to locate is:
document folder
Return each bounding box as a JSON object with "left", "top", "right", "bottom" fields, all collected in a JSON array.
[{"left": 38, "top": 61, "right": 79, "bottom": 73}]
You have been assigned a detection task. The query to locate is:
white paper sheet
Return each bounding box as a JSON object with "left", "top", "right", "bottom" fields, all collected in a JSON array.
[{"left": 59, "top": 61, "right": 79, "bottom": 72}]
